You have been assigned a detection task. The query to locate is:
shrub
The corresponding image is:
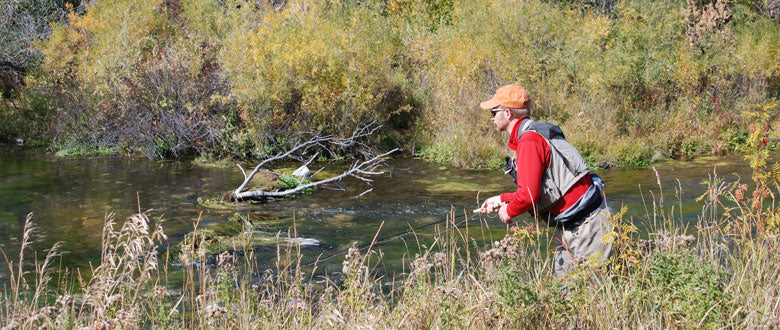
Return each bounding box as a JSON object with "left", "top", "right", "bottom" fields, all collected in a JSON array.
[
  {"left": 645, "top": 252, "right": 730, "bottom": 328},
  {"left": 219, "top": 0, "right": 417, "bottom": 155}
]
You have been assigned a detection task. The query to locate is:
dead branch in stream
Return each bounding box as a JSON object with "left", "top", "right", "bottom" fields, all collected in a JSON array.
[{"left": 233, "top": 122, "right": 398, "bottom": 201}]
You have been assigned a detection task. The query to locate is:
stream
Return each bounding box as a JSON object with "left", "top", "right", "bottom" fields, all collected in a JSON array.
[{"left": 0, "top": 145, "right": 768, "bottom": 278}]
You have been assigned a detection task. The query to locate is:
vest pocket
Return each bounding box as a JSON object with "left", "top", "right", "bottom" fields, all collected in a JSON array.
[{"left": 538, "top": 175, "right": 561, "bottom": 212}]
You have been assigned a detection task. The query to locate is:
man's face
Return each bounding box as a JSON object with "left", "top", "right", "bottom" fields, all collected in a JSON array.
[{"left": 490, "top": 107, "right": 511, "bottom": 132}]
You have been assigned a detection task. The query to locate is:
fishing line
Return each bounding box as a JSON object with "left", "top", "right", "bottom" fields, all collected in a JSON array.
[{"left": 299, "top": 210, "right": 493, "bottom": 269}]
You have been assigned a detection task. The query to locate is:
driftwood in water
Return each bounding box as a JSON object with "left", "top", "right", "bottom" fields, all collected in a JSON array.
[{"left": 233, "top": 123, "right": 398, "bottom": 202}]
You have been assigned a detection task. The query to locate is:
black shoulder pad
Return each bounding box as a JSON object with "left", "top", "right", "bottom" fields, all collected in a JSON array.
[{"left": 528, "top": 121, "right": 565, "bottom": 140}]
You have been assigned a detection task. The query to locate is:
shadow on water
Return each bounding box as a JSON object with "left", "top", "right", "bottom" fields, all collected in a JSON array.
[{"left": 0, "top": 145, "right": 772, "bottom": 280}]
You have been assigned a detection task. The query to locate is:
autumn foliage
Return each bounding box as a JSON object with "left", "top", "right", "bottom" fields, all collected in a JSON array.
[{"left": 4, "top": 0, "right": 778, "bottom": 163}]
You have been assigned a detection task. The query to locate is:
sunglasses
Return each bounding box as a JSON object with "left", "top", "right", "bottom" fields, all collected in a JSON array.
[{"left": 491, "top": 108, "right": 503, "bottom": 118}]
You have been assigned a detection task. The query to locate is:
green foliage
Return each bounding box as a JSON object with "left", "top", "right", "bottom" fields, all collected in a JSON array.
[
  {"left": 723, "top": 128, "right": 749, "bottom": 152},
  {"left": 645, "top": 252, "right": 730, "bottom": 327},
  {"left": 54, "top": 142, "right": 122, "bottom": 157},
  {"left": 493, "top": 266, "right": 538, "bottom": 309},
  {"left": 615, "top": 143, "right": 653, "bottom": 167},
  {"left": 278, "top": 175, "right": 316, "bottom": 195},
  {"left": 432, "top": 291, "right": 466, "bottom": 328},
  {"left": 668, "top": 137, "right": 708, "bottom": 160},
  {"left": 34, "top": 0, "right": 241, "bottom": 159},
  {"left": 415, "top": 144, "right": 455, "bottom": 164},
  {"left": 578, "top": 142, "right": 603, "bottom": 169},
  {"left": 386, "top": 0, "right": 455, "bottom": 32}
]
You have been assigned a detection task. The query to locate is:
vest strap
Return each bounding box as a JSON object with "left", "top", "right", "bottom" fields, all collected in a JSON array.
[{"left": 516, "top": 117, "right": 534, "bottom": 138}]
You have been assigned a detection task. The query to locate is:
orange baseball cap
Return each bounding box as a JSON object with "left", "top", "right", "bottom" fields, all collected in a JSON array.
[{"left": 479, "top": 84, "right": 529, "bottom": 109}]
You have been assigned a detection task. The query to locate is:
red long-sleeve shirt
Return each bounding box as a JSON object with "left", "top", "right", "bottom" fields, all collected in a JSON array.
[{"left": 499, "top": 118, "right": 592, "bottom": 218}]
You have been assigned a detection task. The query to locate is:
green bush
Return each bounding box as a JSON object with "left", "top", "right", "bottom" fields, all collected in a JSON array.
[
  {"left": 645, "top": 252, "right": 730, "bottom": 328},
  {"left": 493, "top": 266, "right": 539, "bottom": 309},
  {"left": 278, "top": 175, "right": 316, "bottom": 196}
]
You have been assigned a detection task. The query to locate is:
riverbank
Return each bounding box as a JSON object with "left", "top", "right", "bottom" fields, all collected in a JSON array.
[
  {"left": 15, "top": 133, "right": 780, "bottom": 172},
  {"left": 2, "top": 157, "right": 779, "bottom": 328}
]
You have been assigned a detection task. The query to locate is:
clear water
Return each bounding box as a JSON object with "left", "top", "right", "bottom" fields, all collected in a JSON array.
[{"left": 0, "top": 145, "right": 766, "bottom": 278}]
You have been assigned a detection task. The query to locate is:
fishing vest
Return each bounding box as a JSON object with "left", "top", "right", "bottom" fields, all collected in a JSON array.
[{"left": 513, "top": 118, "right": 590, "bottom": 218}]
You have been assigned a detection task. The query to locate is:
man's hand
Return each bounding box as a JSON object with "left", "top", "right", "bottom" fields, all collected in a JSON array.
[
  {"left": 477, "top": 196, "right": 503, "bottom": 214},
  {"left": 498, "top": 203, "right": 512, "bottom": 224}
]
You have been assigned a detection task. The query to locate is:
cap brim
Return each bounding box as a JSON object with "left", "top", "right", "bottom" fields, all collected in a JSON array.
[{"left": 479, "top": 99, "right": 500, "bottom": 110}]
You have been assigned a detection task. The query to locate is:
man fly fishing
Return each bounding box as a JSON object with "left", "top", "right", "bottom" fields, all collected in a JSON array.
[{"left": 475, "top": 84, "right": 613, "bottom": 276}]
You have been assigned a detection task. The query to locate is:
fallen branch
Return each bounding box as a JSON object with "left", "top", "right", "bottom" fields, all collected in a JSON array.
[
  {"left": 233, "top": 122, "right": 398, "bottom": 201},
  {"left": 234, "top": 148, "right": 398, "bottom": 201}
]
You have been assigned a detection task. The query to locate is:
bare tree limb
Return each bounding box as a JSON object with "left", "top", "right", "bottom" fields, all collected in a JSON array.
[
  {"left": 233, "top": 122, "right": 397, "bottom": 201},
  {"left": 233, "top": 136, "right": 330, "bottom": 197},
  {"left": 235, "top": 148, "right": 399, "bottom": 201},
  {"left": 320, "top": 184, "right": 346, "bottom": 192},
  {"left": 237, "top": 163, "right": 247, "bottom": 179},
  {"left": 353, "top": 188, "right": 374, "bottom": 199},
  {"left": 303, "top": 151, "right": 319, "bottom": 167},
  {"left": 311, "top": 167, "right": 325, "bottom": 178}
]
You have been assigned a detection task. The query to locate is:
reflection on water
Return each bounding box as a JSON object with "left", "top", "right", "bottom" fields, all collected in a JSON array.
[{"left": 0, "top": 145, "right": 769, "bottom": 278}]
